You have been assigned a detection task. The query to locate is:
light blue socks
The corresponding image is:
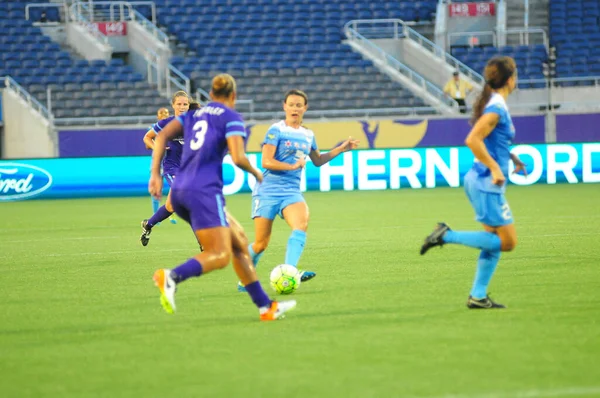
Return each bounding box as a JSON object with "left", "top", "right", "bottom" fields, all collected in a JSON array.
[
  {"left": 152, "top": 197, "right": 160, "bottom": 213},
  {"left": 285, "top": 230, "right": 307, "bottom": 267},
  {"left": 443, "top": 230, "right": 502, "bottom": 252},
  {"left": 470, "top": 250, "right": 501, "bottom": 299},
  {"left": 248, "top": 243, "right": 264, "bottom": 268}
]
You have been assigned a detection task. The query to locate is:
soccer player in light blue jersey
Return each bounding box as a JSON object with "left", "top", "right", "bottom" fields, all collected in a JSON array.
[
  {"left": 420, "top": 57, "right": 528, "bottom": 309},
  {"left": 239, "top": 89, "right": 359, "bottom": 292},
  {"left": 149, "top": 107, "right": 170, "bottom": 216}
]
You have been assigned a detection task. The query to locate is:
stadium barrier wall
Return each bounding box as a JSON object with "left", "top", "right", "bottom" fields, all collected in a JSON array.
[
  {"left": 58, "top": 115, "right": 548, "bottom": 157},
  {"left": 1, "top": 89, "right": 56, "bottom": 159},
  {"left": 1, "top": 143, "right": 598, "bottom": 201},
  {"left": 56, "top": 113, "right": 600, "bottom": 158}
]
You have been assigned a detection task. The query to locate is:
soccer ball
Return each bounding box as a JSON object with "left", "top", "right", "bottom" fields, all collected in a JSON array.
[{"left": 269, "top": 264, "right": 301, "bottom": 295}]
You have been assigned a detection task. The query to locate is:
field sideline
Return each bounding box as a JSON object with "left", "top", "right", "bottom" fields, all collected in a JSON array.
[{"left": 1, "top": 184, "right": 599, "bottom": 398}]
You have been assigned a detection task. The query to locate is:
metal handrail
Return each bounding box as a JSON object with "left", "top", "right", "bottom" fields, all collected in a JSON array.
[
  {"left": 518, "top": 76, "right": 600, "bottom": 87},
  {"left": 131, "top": 9, "right": 169, "bottom": 44},
  {"left": 145, "top": 48, "right": 163, "bottom": 92},
  {"left": 344, "top": 25, "right": 459, "bottom": 112},
  {"left": 53, "top": 115, "right": 157, "bottom": 126},
  {"left": 69, "top": 3, "right": 110, "bottom": 45},
  {"left": 503, "top": 27, "right": 548, "bottom": 50},
  {"left": 447, "top": 30, "right": 497, "bottom": 47},
  {"left": 52, "top": 107, "right": 442, "bottom": 126},
  {"left": 345, "top": 19, "right": 484, "bottom": 87},
  {"left": 25, "top": 2, "right": 68, "bottom": 23},
  {"left": 128, "top": 1, "right": 157, "bottom": 24},
  {"left": 250, "top": 106, "right": 440, "bottom": 121},
  {"left": 4, "top": 76, "right": 52, "bottom": 121},
  {"left": 167, "top": 64, "right": 191, "bottom": 97}
]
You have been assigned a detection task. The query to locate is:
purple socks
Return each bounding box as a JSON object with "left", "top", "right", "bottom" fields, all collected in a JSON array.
[{"left": 148, "top": 205, "right": 172, "bottom": 228}]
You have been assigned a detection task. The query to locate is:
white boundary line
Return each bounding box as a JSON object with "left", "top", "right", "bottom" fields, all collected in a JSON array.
[{"left": 415, "top": 386, "right": 600, "bottom": 398}]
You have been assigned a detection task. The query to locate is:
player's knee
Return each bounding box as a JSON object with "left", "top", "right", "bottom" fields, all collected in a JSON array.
[
  {"left": 290, "top": 216, "right": 309, "bottom": 232},
  {"left": 165, "top": 201, "right": 174, "bottom": 213},
  {"left": 254, "top": 238, "right": 270, "bottom": 254},
  {"left": 501, "top": 236, "right": 517, "bottom": 252},
  {"left": 212, "top": 249, "right": 231, "bottom": 269}
]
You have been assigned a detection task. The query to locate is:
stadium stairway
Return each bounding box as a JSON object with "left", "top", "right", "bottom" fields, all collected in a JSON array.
[
  {"left": 150, "top": 0, "right": 440, "bottom": 117},
  {"left": 0, "top": 0, "right": 166, "bottom": 122}
]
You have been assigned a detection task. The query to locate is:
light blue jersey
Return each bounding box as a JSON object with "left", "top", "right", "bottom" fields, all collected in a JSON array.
[
  {"left": 253, "top": 121, "right": 318, "bottom": 197},
  {"left": 465, "top": 93, "right": 516, "bottom": 226},
  {"left": 471, "top": 93, "right": 515, "bottom": 194},
  {"left": 251, "top": 121, "right": 318, "bottom": 220}
]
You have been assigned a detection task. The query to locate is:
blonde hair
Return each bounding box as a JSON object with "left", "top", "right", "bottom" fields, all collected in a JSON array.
[
  {"left": 211, "top": 74, "right": 236, "bottom": 98},
  {"left": 171, "top": 90, "right": 189, "bottom": 104}
]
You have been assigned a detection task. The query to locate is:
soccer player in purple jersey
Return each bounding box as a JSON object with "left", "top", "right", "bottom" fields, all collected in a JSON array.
[
  {"left": 148, "top": 74, "right": 296, "bottom": 321},
  {"left": 140, "top": 92, "right": 195, "bottom": 246}
]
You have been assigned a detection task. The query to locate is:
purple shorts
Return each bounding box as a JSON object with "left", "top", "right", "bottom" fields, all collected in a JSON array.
[
  {"left": 164, "top": 173, "right": 176, "bottom": 187},
  {"left": 170, "top": 188, "right": 229, "bottom": 231}
]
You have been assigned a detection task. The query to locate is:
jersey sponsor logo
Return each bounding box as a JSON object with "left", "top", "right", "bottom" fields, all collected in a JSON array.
[
  {"left": 194, "top": 106, "right": 225, "bottom": 116},
  {"left": 0, "top": 163, "right": 53, "bottom": 201}
]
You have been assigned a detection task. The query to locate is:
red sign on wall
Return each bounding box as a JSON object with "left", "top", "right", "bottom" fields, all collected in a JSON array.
[
  {"left": 94, "top": 22, "right": 127, "bottom": 36},
  {"left": 448, "top": 2, "right": 496, "bottom": 17}
]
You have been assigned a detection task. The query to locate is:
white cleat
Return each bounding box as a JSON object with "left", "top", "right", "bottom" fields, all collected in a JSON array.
[
  {"left": 259, "top": 300, "right": 297, "bottom": 321},
  {"left": 153, "top": 268, "right": 177, "bottom": 314}
]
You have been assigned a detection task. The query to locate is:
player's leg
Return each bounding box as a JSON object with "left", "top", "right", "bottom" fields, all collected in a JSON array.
[
  {"left": 420, "top": 171, "right": 503, "bottom": 254},
  {"left": 238, "top": 197, "right": 276, "bottom": 291},
  {"left": 281, "top": 196, "right": 315, "bottom": 282},
  {"left": 421, "top": 188, "right": 514, "bottom": 254},
  {"left": 166, "top": 174, "right": 177, "bottom": 224},
  {"left": 248, "top": 196, "right": 278, "bottom": 266},
  {"left": 140, "top": 177, "right": 176, "bottom": 246},
  {"left": 151, "top": 196, "right": 160, "bottom": 214},
  {"left": 153, "top": 191, "right": 232, "bottom": 313},
  {"left": 228, "top": 212, "right": 296, "bottom": 320},
  {"left": 150, "top": 171, "right": 160, "bottom": 218},
  {"left": 420, "top": 175, "right": 513, "bottom": 308},
  {"left": 154, "top": 226, "right": 231, "bottom": 314}
]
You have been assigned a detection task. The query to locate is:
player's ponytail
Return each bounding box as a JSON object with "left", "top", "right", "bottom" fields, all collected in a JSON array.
[
  {"left": 470, "top": 56, "right": 516, "bottom": 125},
  {"left": 471, "top": 83, "right": 493, "bottom": 125},
  {"left": 211, "top": 74, "right": 236, "bottom": 98}
]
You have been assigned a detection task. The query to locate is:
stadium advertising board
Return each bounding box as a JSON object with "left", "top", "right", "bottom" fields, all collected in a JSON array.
[
  {"left": 93, "top": 22, "right": 127, "bottom": 36},
  {"left": 1, "top": 143, "right": 598, "bottom": 201},
  {"left": 448, "top": 2, "right": 496, "bottom": 17}
]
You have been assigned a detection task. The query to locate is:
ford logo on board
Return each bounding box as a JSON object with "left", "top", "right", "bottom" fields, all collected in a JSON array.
[{"left": 0, "top": 163, "right": 53, "bottom": 201}]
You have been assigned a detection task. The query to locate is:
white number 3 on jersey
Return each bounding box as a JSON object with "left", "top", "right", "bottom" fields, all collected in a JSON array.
[{"left": 190, "top": 120, "right": 208, "bottom": 150}]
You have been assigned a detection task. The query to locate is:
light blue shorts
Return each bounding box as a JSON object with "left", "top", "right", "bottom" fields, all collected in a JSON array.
[
  {"left": 251, "top": 194, "right": 305, "bottom": 220},
  {"left": 464, "top": 169, "right": 513, "bottom": 227}
]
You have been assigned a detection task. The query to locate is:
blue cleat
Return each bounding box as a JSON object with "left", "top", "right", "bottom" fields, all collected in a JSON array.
[
  {"left": 299, "top": 270, "right": 316, "bottom": 282},
  {"left": 169, "top": 215, "right": 177, "bottom": 224},
  {"left": 237, "top": 282, "right": 247, "bottom": 292}
]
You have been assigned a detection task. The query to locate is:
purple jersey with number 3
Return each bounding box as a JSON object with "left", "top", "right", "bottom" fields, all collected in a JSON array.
[
  {"left": 170, "top": 102, "right": 246, "bottom": 230},
  {"left": 175, "top": 102, "right": 246, "bottom": 192}
]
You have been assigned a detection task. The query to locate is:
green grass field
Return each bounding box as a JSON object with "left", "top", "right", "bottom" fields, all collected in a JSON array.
[{"left": 1, "top": 184, "right": 599, "bottom": 398}]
